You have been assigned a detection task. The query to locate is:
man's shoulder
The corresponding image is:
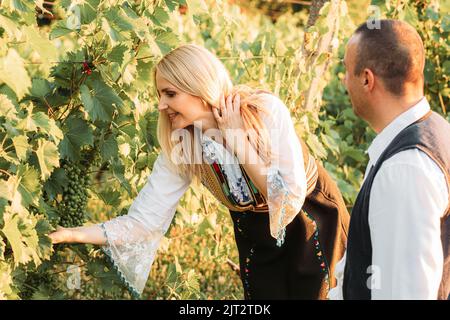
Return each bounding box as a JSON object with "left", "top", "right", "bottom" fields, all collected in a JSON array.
[{"left": 379, "top": 148, "right": 447, "bottom": 192}]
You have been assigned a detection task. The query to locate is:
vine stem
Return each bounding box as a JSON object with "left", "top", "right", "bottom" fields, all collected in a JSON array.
[
  {"left": 226, "top": 258, "right": 241, "bottom": 276},
  {"left": 0, "top": 169, "right": 11, "bottom": 177},
  {"left": 50, "top": 264, "right": 87, "bottom": 275},
  {"left": 21, "top": 282, "right": 39, "bottom": 291},
  {"left": 0, "top": 134, "right": 7, "bottom": 149},
  {"left": 43, "top": 96, "right": 55, "bottom": 118},
  {"left": 169, "top": 230, "right": 196, "bottom": 240},
  {"left": 438, "top": 92, "right": 446, "bottom": 114}
]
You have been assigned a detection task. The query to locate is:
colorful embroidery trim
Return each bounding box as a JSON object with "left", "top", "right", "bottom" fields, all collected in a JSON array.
[
  {"left": 243, "top": 246, "right": 255, "bottom": 299},
  {"left": 238, "top": 164, "right": 267, "bottom": 205},
  {"left": 209, "top": 161, "right": 255, "bottom": 207},
  {"left": 302, "top": 210, "right": 331, "bottom": 291}
]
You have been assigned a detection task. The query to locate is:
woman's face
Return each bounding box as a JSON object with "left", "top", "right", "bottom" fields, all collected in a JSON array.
[{"left": 155, "top": 70, "right": 208, "bottom": 130}]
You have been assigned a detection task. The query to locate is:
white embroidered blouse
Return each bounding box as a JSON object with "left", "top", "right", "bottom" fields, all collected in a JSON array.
[{"left": 97, "top": 93, "right": 307, "bottom": 297}]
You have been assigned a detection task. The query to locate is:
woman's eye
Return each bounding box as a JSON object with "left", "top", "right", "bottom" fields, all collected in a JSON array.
[{"left": 166, "top": 92, "right": 176, "bottom": 98}]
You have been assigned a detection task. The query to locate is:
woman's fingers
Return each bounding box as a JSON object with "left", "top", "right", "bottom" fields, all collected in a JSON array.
[
  {"left": 226, "top": 94, "right": 233, "bottom": 113},
  {"left": 48, "top": 231, "right": 61, "bottom": 244},
  {"left": 221, "top": 93, "right": 228, "bottom": 118},
  {"left": 233, "top": 93, "right": 240, "bottom": 113},
  {"left": 48, "top": 226, "right": 69, "bottom": 244},
  {"left": 212, "top": 106, "right": 222, "bottom": 123},
  {"left": 215, "top": 92, "right": 242, "bottom": 125}
]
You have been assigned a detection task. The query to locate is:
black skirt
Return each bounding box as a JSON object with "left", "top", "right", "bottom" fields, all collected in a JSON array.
[{"left": 229, "top": 161, "right": 350, "bottom": 300}]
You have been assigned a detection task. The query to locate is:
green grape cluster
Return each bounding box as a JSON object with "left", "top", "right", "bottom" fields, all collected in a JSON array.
[
  {"left": 58, "top": 161, "right": 91, "bottom": 228},
  {"left": 47, "top": 212, "right": 61, "bottom": 228},
  {"left": 91, "top": 152, "right": 102, "bottom": 167}
]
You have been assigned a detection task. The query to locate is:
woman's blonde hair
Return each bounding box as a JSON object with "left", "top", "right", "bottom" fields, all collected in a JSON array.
[{"left": 154, "top": 44, "right": 273, "bottom": 182}]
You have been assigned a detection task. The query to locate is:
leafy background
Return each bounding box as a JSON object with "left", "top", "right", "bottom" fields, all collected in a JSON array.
[{"left": 0, "top": 0, "right": 448, "bottom": 299}]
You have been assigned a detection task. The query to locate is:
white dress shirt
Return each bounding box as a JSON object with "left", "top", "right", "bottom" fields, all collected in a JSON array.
[
  {"left": 98, "top": 93, "right": 307, "bottom": 296},
  {"left": 328, "top": 97, "right": 449, "bottom": 300}
]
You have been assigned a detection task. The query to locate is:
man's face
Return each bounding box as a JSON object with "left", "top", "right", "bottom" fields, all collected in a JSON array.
[{"left": 343, "top": 35, "right": 368, "bottom": 120}]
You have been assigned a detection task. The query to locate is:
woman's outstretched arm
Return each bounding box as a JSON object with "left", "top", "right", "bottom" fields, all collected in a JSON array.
[
  {"left": 47, "top": 152, "right": 192, "bottom": 297},
  {"left": 49, "top": 225, "right": 106, "bottom": 245}
]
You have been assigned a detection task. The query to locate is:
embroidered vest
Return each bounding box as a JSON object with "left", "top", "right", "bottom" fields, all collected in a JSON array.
[
  {"left": 199, "top": 139, "right": 318, "bottom": 213},
  {"left": 343, "top": 111, "right": 450, "bottom": 300}
]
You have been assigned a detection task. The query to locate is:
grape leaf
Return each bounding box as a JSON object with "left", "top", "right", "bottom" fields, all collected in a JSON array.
[
  {"left": 0, "top": 94, "right": 18, "bottom": 121},
  {"left": 111, "top": 161, "right": 131, "bottom": 195},
  {"left": 1, "top": 209, "right": 40, "bottom": 266},
  {"left": 154, "top": 29, "right": 179, "bottom": 54},
  {"left": 12, "top": 135, "right": 29, "bottom": 161},
  {"left": 59, "top": 117, "right": 94, "bottom": 161},
  {"left": 0, "top": 13, "right": 22, "bottom": 40},
  {"left": 100, "top": 135, "right": 119, "bottom": 161},
  {"left": 43, "top": 168, "right": 68, "bottom": 200},
  {"left": 2, "top": 0, "right": 34, "bottom": 13},
  {"left": 104, "top": 7, "right": 134, "bottom": 32},
  {"left": 185, "top": 0, "right": 209, "bottom": 15},
  {"left": 78, "top": 0, "right": 100, "bottom": 25},
  {"left": 98, "top": 190, "right": 121, "bottom": 207},
  {"left": 34, "top": 218, "right": 53, "bottom": 261},
  {"left": 134, "top": 59, "right": 153, "bottom": 91},
  {"left": 0, "top": 261, "right": 14, "bottom": 299},
  {"left": 80, "top": 80, "right": 124, "bottom": 122},
  {"left": 35, "top": 139, "right": 60, "bottom": 181},
  {"left": 0, "top": 49, "right": 31, "bottom": 100},
  {"left": 22, "top": 25, "right": 57, "bottom": 62},
  {"left": 149, "top": 6, "right": 170, "bottom": 27},
  {"left": 107, "top": 44, "right": 128, "bottom": 65},
  {"left": 30, "top": 78, "right": 52, "bottom": 99},
  {"left": 32, "top": 112, "right": 64, "bottom": 144},
  {"left": 3, "top": 165, "right": 40, "bottom": 213},
  {"left": 164, "top": 0, "right": 184, "bottom": 12},
  {"left": 101, "top": 17, "right": 129, "bottom": 46},
  {"left": 16, "top": 164, "right": 41, "bottom": 209},
  {"left": 49, "top": 20, "right": 74, "bottom": 40}
]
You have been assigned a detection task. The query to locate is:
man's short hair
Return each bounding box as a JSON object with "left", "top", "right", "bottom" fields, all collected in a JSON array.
[{"left": 353, "top": 19, "right": 425, "bottom": 96}]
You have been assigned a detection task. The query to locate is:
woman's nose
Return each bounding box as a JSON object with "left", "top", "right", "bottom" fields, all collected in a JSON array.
[{"left": 158, "top": 101, "right": 168, "bottom": 111}]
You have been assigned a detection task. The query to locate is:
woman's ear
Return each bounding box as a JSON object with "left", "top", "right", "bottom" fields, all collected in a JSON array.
[{"left": 202, "top": 99, "right": 212, "bottom": 110}]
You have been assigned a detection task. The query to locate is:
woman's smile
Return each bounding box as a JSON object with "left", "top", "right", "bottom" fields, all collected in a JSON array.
[{"left": 168, "top": 112, "right": 180, "bottom": 121}]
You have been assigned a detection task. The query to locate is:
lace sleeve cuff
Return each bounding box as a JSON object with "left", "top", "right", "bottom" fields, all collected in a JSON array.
[
  {"left": 267, "top": 167, "right": 306, "bottom": 247},
  {"left": 98, "top": 216, "right": 165, "bottom": 299}
]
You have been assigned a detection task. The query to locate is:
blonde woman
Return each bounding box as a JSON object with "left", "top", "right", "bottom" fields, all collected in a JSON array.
[{"left": 49, "top": 44, "right": 349, "bottom": 300}]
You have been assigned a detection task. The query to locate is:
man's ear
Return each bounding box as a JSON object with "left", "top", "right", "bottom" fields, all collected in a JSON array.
[{"left": 363, "top": 68, "right": 375, "bottom": 92}]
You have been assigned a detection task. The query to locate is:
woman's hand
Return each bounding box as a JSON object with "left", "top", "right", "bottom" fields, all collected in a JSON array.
[
  {"left": 48, "top": 225, "right": 106, "bottom": 245},
  {"left": 48, "top": 226, "right": 75, "bottom": 244},
  {"left": 212, "top": 93, "right": 247, "bottom": 155}
]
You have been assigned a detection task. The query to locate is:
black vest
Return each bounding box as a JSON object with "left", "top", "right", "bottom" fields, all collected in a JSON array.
[{"left": 343, "top": 111, "right": 450, "bottom": 300}]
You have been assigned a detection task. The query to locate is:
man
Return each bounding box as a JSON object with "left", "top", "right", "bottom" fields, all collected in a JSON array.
[{"left": 328, "top": 19, "right": 449, "bottom": 300}]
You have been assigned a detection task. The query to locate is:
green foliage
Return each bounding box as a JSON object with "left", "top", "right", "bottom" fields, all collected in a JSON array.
[{"left": 0, "top": 0, "right": 182, "bottom": 299}]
